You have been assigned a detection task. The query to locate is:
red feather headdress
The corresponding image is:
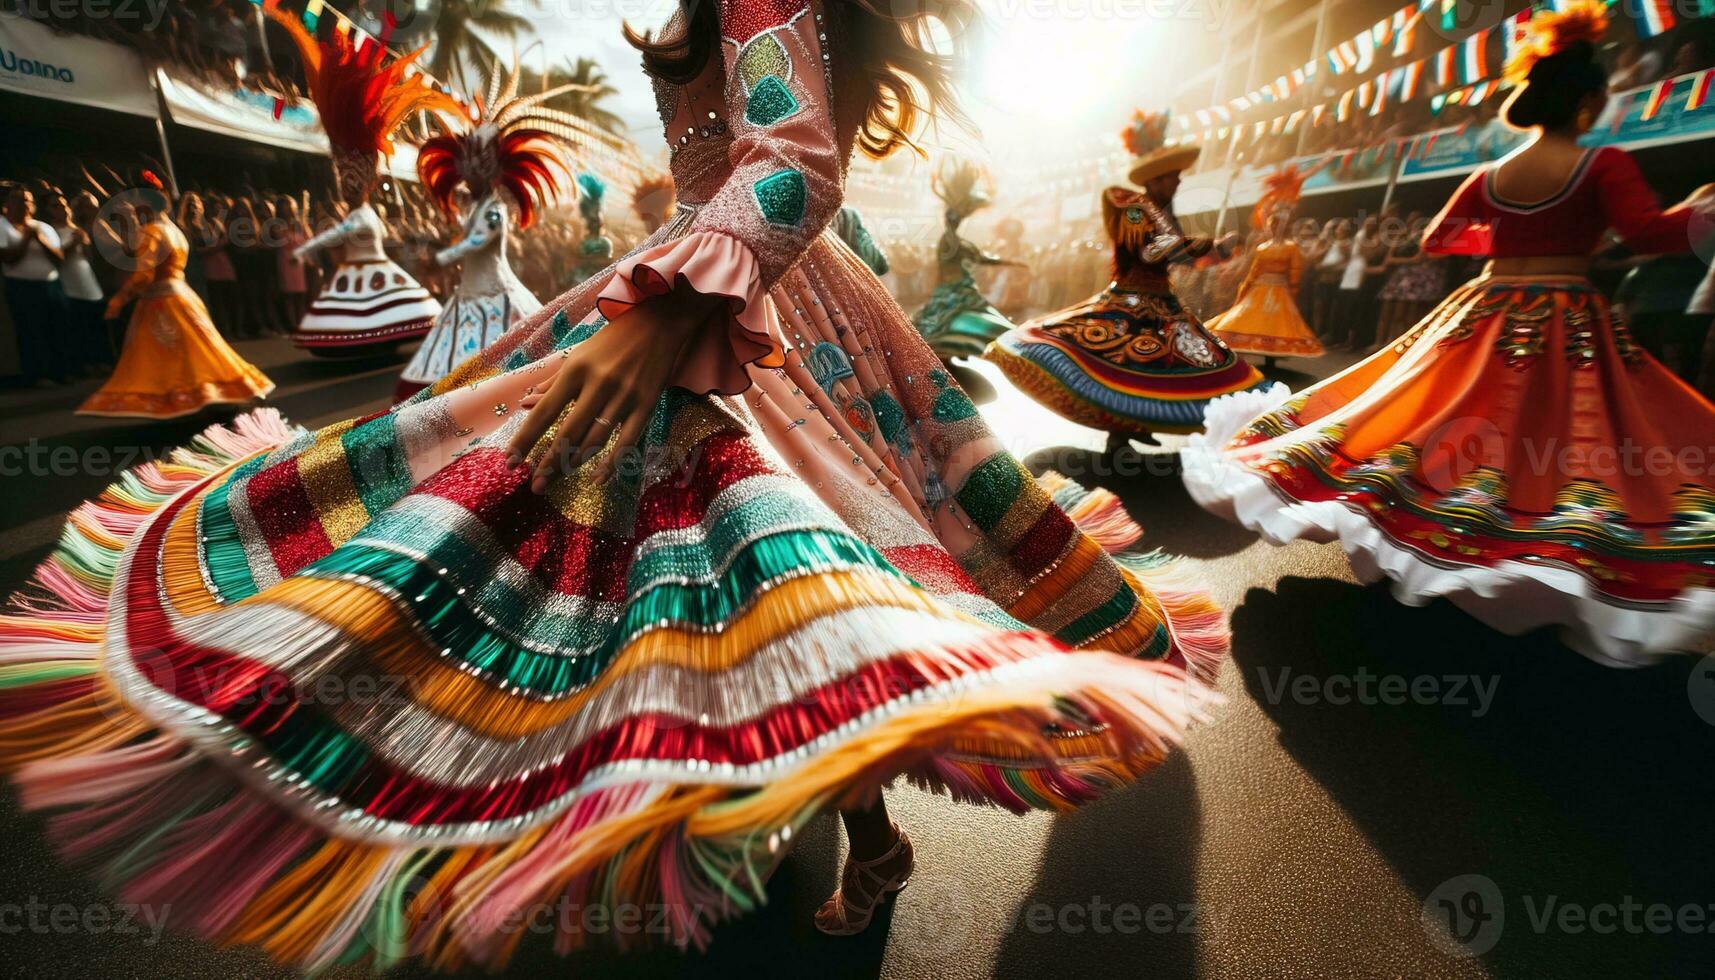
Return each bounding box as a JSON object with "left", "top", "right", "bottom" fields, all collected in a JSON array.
[
  {"left": 1252, "top": 165, "right": 1306, "bottom": 230},
  {"left": 415, "top": 63, "right": 635, "bottom": 228},
  {"left": 263, "top": 0, "right": 458, "bottom": 160},
  {"left": 1121, "top": 110, "right": 1171, "bottom": 158},
  {"left": 1503, "top": 0, "right": 1610, "bottom": 85}
]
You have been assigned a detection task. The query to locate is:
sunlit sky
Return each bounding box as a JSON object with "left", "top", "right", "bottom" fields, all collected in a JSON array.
[
  {"left": 512, "top": 0, "right": 1226, "bottom": 238},
  {"left": 524, "top": 0, "right": 1220, "bottom": 156}
]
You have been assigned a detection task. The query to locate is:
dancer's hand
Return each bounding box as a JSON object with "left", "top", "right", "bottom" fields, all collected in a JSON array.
[{"left": 505, "top": 286, "right": 722, "bottom": 493}]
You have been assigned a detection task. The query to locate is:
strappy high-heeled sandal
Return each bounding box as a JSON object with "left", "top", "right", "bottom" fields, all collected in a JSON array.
[{"left": 814, "top": 825, "right": 915, "bottom": 936}]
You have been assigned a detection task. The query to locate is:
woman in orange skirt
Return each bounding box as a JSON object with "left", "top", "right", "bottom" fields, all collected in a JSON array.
[
  {"left": 1207, "top": 166, "right": 1324, "bottom": 365},
  {"left": 79, "top": 173, "right": 273, "bottom": 419},
  {"left": 1185, "top": 2, "right": 1715, "bottom": 665}
]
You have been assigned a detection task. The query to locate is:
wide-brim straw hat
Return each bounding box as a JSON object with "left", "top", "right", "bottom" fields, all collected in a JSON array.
[{"left": 1127, "top": 144, "right": 1201, "bottom": 185}]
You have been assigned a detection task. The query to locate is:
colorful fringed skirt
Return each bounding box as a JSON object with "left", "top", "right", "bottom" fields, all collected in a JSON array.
[
  {"left": 0, "top": 218, "right": 1227, "bottom": 972},
  {"left": 986, "top": 278, "right": 1269, "bottom": 436},
  {"left": 1184, "top": 274, "right": 1715, "bottom": 665},
  {"left": 914, "top": 272, "right": 1016, "bottom": 361},
  {"left": 295, "top": 259, "right": 441, "bottom": 355}
]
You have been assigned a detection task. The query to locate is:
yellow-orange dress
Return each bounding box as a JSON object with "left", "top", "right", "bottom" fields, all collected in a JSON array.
[
  {"left": 1206, "top": 239, "right": 1324, "bottom": 358},
  {"left": 78, "top": 217, "right": 274, "bottom": 419}
]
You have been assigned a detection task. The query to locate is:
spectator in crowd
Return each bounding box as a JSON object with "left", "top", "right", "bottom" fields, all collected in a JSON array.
[
  {"left": 277, "top": 194, "right": 311, "bottom": 327},
  {"left": 224, "top": 196, "right": 274, "bottom": 337},
  {"left": 1, "top": 186, "right": 71, "bottom": 385},
  {"left": 1666, "top": 39, "right": 1704, "bottom": 80},
  {"left": 41, "top": 193, "right": 111, "bottom": 371},
  {"left": 1330, "top": 213, "right": 1383, "bottom": 351},
  {"left": 181, "top": 192, "right": 238, "bottom": 335},
  {"left": 1609, "top": 42, "right": 1663, "bottom": 91},
  {"left": 1309, "top": 218, "right": 1351, "bottom": 338},
  {"left": 1373, "top": 213, "right": 1445, "bottom": 347}
]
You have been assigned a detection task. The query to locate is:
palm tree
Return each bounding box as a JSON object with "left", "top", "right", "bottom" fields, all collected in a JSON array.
[
  {"left": 419, "top": 0, "right": 535, "bottom": 92},
  {"left": 534, "top": 56, "right": 626, "bottom": 137}
]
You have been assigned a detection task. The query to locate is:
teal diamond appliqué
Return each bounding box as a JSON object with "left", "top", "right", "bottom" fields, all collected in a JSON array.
[
  {"left": 752, "top": 169, "right": 807, "bottom": 226},
  {"left": 745, "top": 74, "right": 799, "bottom": 127}
]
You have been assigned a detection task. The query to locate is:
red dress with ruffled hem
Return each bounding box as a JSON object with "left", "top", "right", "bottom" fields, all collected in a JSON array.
[{"left": 1184, "top": 146, "right": 1715, "bottom": 665}]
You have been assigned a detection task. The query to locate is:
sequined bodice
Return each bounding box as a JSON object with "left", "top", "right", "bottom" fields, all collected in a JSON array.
[
  {"left": 654, "top": 56, "right": 735, "bottom": 205},
  {"left": 651, "top": 1, "right": 859, "bottom": 206}
]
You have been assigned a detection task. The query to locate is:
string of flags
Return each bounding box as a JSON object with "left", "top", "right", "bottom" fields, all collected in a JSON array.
[
  {"left": 1175, "top": 0, "right": 1713, "bottom": 145},
  {"left": 1172, "top": 1, "right": 1715, "bottom": 152}
]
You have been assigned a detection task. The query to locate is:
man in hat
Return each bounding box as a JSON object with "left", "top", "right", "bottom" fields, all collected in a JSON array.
[{"left": 985, "top": 111, "right": 1267, "bottom": 448}]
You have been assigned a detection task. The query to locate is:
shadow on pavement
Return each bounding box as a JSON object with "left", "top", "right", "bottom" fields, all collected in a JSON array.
[
  {"left": 991, "top": 753, "right": 1201, "bottom": 979},
  {"left": 1021, "top": 445, "right": 1257, "bottom": 560},
  {"left": 1229, "top": 576, "right": 1715, "bottom": 978}
]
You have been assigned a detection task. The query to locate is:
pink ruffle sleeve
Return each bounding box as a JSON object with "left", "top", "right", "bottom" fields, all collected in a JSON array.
[{"left": 594, "top": 230, "right": 786, "bottom": 396}]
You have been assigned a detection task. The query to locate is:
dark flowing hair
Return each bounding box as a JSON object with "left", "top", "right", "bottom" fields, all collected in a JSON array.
[
  {"left": 1499, "top": 0, "right": 1610, "bottom": 132},
  {"left": 624, "top": 0, "right": 978, "bottom": 159}
]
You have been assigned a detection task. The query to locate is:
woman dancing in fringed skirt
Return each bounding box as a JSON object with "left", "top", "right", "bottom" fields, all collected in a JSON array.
[
  {"left": 1184, "top": 2, "right": 1715, "bottom": 666},
  {"left": 913, "top": 158, "right": 1022, "bottom": 361},
  {"left": 0, "top": 0, "right": 1229, "bottom": 970}
]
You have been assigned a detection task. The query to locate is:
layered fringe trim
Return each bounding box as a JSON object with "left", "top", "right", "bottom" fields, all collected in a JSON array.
[
  {"left": 1034, "top": 470, "right": 1229, "bottom": 681},
  {"left": 0, "top": 413, "right": 1220, "bottom": 971}
]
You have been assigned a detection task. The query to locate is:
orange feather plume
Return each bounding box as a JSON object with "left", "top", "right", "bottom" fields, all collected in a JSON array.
[
  {"left": 1504, "top": 0, "right": 1611, "bottom": 86},
  {"left": 1251, "top": 165, "right": 1306, "bottom": 230},
  {"left": 1122, "top": 110, "right": 1170, "bottom": 158},
  {"left": 263, "top": 0, "right": 458, "bottom": 159}
]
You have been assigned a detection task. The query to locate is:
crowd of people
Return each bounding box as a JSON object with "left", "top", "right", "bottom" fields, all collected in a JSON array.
[{"left": 0, "top": 164, "right": 656, "bottom": 385}]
